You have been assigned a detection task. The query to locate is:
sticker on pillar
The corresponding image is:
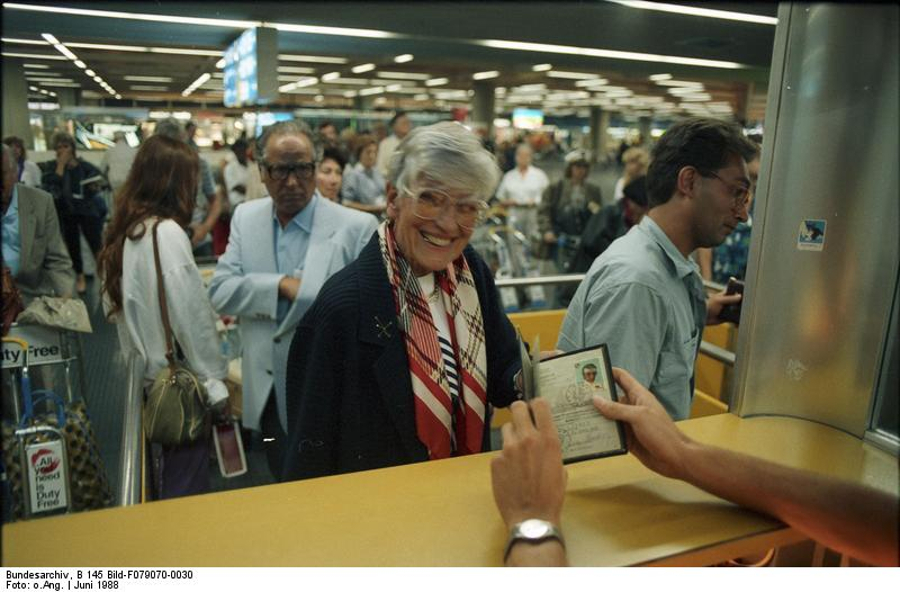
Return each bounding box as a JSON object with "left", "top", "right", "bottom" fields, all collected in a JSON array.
[{"left": 797, "top": 219, "right": 826, "bottom": 251}]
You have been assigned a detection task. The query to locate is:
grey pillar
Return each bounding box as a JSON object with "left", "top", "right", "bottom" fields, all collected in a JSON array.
[
  {"left": 1, "top": 58, "right": 34, "bottom": 148},
  {"left": 471, "top": 81, "right": 496, "bottom": 136},
  {"left": 588, "top": 107, "right": 609, "bottom": 165},
  {"left": 638, "top": 116, "right": 652, "bottom": 147},
  {"left": 55, "top": 88, "right": 79, "bottom": 107}
]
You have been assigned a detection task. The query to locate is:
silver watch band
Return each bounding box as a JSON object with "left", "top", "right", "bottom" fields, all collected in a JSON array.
[{"left": 503, "top": 519, "right": 565, "bottom": 562}]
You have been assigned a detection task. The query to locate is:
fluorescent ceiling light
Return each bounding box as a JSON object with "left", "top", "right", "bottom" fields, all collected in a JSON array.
[
  {"left": 385, "top": 84, "right": 404, "bottom": 92},
  {"left": 130, "top": 85, "right": 169, "bottom": 91},
  {"left": 326, "top": 77, "right": 369, "bottom": 85},
  {"left": 515, "top": 84, "right": 546, "bottom": 92},
  {"left": 84, "top": 69, "right": 96, "bottom": 77},
  {"left": 532, "top": 63, "right": 552, "bottom": 72},
  {"left": 649, "top": 73, "right": 672, "bottom": 81},
  {"left": 351, "top": 63, "right": 376, "bottom": 74},
  {"left": 149, "top": 47, "right": 221, "bottom": 56},
  {"left": 479, "top": 39, "right": 748, "bottom": 69},
  {"left": 667, "top": 86, "right": 706, "bottom": 96},
  {"left": 358, "top": 86, "right": 385, "bottom": 96},
  {"left": 280, "top": 54, "right": 347, "bottom": 64},
  {"left": 605, "top": 0, "right": 777, "bottom": 25},
  {"left": 92, "top": 76, "right": 103, "bottom": 83},
  {"left": 272, "top": 22, "right": 396, "bottom": 39},
  {"left": 414, "top": 94, "right": 429, "bottom": 101},
  {"left": 36, "top": 81, "right": 81, "bottom": 87},
  {"left": 343, "top": 91, "right": 358, "bottom": 98},
  {"left": 3, "top": 37, "right": 48, "bottom": 45},
  {"left": 23, "top": 63, "right": 50, "bottom": 69},
  {"left": 28, "top": 86, "right": 38, "bottom": 91},
  {"left": 53, "top": 44, "right": 78, "bottom": 60},
  {"left": 394, "top": 54, "right": 414, "bottom": 63},
  {"left": 679, "top": 93, "right": 712, "bottom": 101},
  {"left": 124, "top": 75, "right": 174, "bottom": 83},
  {"left": 67, "top": 42, "right": 149, "bottom": 52},
  {"left": 574, "top": 78, "right": 610, "bottom": 88},
  {"left": 25, "top": 71, "right": 60, "bottom": 76},
  {"left": 2, "top": 52, "right": 67, "bottom": 60},
  {"left": 547, "top": 70, "right": 598, "bottom": 80},
  {"left": 656, "top": 79, "right": 704, "bottom": 87},
  {"left": 5, "top": 3, "right": 258, "bottom": 28},
  {"left": 278, "top": 66, "right": 316, "bottom": 74},
  {"left": 425, "top": 77, "right": 448, "bottom": 87},
  {"left": 321, "top": 72, "right": 341, "bottom": 81},
  {"left": 74, "top": 60, "right": 86, "bottom": 68},
  {"left": 473, "top": 70, "right": 500, "bottom": 80},
  {"left": 376, "top": 71, "right": 431, "bottom": 81},
  {"left": 278, "top": 76, "right": 319, "bottom": 92},
  {"left": 41, "top": 33, "right": 61, "bottom": 45},
  {"left": 26, "top": 77, "right": 74, "bottom": 82},
  {"left": 215, "top": 58, "right": 226, "bottom": 69}
]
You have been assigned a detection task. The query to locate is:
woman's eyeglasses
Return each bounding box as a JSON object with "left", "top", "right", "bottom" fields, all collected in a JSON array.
[{"left": 404, "top": 188, "right": 489, "bottom": 230}]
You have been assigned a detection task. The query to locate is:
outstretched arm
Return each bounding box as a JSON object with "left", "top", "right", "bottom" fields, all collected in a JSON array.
[
  {"left": 595, "top": 369, "right": 900, "bottom": 567},
  {"left": 491, "top": 399, "right": 568, "bottom": 567}
]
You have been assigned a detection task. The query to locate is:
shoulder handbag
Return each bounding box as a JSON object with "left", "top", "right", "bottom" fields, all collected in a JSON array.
[{"left": 143, "top": 221, "right": 210, "bottom": 447}]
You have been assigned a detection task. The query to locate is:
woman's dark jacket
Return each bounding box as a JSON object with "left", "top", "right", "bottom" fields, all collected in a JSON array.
[{"left": 282, "top": 233, "right": 522, "bottom": 482}]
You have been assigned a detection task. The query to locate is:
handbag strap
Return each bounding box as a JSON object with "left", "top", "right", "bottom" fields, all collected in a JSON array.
[{"left": 151, "top": 221, "right": 177, "bottom": 370}]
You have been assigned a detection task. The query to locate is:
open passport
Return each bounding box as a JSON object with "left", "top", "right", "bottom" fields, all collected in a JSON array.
[{"left": 517, "top": 332, "right": 627, "bottom": 463}]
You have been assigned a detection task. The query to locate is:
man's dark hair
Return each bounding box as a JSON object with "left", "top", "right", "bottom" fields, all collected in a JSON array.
[
  {"left": 321, "top": 146, "right": 347, "bottom": 171},
  {"left": 623, "top": 176, "right": 648, "bottom": 208},
  {"left": 230, "top": 139, "right": 248, "bottom": 158},
  {"left": 389, "top": 111, "right": 408, "bottom": 128},
  {"left": 646, "top": 118, "right": 758, "bottom": 208}
]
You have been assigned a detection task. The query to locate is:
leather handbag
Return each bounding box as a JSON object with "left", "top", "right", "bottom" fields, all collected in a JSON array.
[
  {"left": 142, "top": 221, "right": 210, "bottom": 447},
  {"left": 1, "top": 265, "right": 24, "bottom": 336}
]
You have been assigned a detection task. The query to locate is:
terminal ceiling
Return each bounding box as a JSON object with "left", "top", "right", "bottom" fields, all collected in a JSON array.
[{"left": 2, "top": 1, "right": 778, "bottom": 120}]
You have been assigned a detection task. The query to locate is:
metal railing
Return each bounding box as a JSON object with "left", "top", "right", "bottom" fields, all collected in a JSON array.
[
  {"left": 117, "top": 353, "right": 143, "bottom": 506},
  {"left": 496, "top": 273, "right": 736, "bottom": 367}
]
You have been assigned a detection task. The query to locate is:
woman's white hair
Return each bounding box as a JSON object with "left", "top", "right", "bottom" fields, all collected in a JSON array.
[{"left": 387, "top": 121, "right": 500, "bottom": 200}]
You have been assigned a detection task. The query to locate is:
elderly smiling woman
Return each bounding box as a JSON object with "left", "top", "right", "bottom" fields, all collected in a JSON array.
[{"left": 283, "top": 122, "right": 522, "bottom": 481}]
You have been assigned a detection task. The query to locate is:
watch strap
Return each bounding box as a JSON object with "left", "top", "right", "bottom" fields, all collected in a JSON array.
[{"left": 503, "top": 519, "right": 565, "bottom": 563}]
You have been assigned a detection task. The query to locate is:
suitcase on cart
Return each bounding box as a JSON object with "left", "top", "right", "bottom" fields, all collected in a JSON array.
[{"left": 1, "top": 335, "right": 113, "bottom": 521}]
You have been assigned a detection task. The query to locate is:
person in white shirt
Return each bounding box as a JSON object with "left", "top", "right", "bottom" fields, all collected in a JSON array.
[
  {"left": 495, "top": 143, "right": 549, "bottom": 238},
  {"left": 100, "top": 132, "right": 137, "bottom": 196},
  {"left": 375, "top": 111, "right": 411, "bottom": 177},
  {"left": 2, "top": 137, "right": 41, "bottom": 188},
  {"left": 98, "top": 134, "right": 228, "bottom": 500},
  {"left": 223, "top": 139, "right": 250, "bottom": 209}
]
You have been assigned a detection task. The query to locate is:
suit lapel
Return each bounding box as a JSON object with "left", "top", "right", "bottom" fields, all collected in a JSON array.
[
  {"left": 356, "top": 237, "right": 424, "bottom": 460},
  {"left": 17, "top": 186, "right": 36, "bottom": 273},
  {"left": 274, "top": 197, "right": 336, "bottom": 338}
]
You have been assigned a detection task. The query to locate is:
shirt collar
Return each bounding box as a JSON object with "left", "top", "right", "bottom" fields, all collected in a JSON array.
[
  {"left": 273, "top": 192, "right": 318, "bottom": 233},
  {"left": 639, "top": 216, "right": 698, "bottom": 279}
]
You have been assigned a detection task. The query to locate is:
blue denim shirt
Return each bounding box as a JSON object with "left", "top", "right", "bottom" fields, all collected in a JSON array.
[
  {"left": 2, "top": 186, "right": 20, "bottom": 276},
  {"left": 274, "top": 193, "right": 317, "bottom": 323},
  {"left": 558, "top": 216, "right": 707, "bottom": 419}
]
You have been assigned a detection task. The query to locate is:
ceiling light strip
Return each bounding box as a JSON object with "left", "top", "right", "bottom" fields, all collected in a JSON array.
[
  {"left": 479, "top": 39, "right": 749, "bottom": 69},
  {"left": 605, "top": 0, "right": 777, "bottom": 26}
]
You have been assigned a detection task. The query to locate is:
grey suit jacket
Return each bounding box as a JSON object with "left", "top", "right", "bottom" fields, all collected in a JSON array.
[
  {"left": 11, "top": 184, "right": 75, "bottom": 302},
  {"left": 208, "top": 193, "right": 378, "bottom": 431}
]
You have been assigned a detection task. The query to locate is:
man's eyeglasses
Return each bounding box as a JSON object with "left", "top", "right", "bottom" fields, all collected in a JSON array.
[
  {"left": 404, "top": 188, "right": 489, "bottom": 230},
  {"left": 701, "top": 170, "right": 751, "bottom": 208},
  {"left": 262, "top": 161, "right": 316, "bottom": 181}
]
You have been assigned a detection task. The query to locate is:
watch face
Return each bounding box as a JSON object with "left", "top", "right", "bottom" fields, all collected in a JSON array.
[{"left": 520, "top": 519, "right": 552, "bottom": 539}]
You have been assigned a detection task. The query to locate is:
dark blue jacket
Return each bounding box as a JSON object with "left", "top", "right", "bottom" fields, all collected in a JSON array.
[{"left": 283, "top": 233, "right": 521, "bottom": 481}]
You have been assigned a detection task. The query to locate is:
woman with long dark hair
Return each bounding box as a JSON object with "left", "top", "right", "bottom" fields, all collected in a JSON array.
[{"left": 98, "top": 134, "right": 227, "bottom": 500}]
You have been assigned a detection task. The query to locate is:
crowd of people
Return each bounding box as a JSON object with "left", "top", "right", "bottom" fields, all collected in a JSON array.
[{"left": 1, "top": 114, "right": 895, "bottom": 566}]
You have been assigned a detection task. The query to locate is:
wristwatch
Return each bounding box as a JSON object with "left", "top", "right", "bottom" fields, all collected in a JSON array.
[{"left": 503, "top": 519, "right": 565, "bottom": 562}]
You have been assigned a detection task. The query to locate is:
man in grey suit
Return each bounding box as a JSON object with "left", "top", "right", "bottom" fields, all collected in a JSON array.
[
  {"left": 209, "top": 121, "right": 378, "bottom": 477},
  {"left": 2, "top": 143, "right": 74, "bottom": 302}
]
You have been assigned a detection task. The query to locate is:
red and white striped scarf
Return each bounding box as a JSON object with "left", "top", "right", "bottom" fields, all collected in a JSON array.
[{"left": 377, "top": 221, "right": 488, "bottom": 459}]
